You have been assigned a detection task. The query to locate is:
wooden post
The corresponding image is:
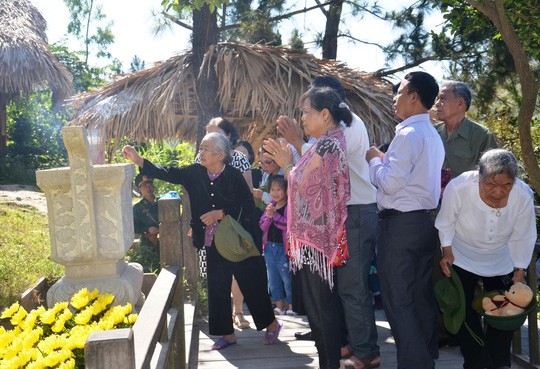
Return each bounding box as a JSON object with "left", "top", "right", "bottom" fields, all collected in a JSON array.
[
  {"left": 158, "top": 197, "right": 185, "bottom": 368},
  {"left": 527, "top": 247, "right": 539, "bottom": 364},
  {"left": 181, "top": 192, "right": 199, "bottom": 291},
  {"left": 85, "top": 329, "right": 135, "bottom": 369}
]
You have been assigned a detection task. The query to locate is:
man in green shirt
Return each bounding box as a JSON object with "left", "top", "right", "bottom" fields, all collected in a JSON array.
[
  {"left": 434, "top": 81, "right": 498, "bottom": 179},
  {"left": 128, "top": 173, "right": 160, "bottom": 272},
  {"left": 433, "top": 81, "right": 498, "bottom": 348}
]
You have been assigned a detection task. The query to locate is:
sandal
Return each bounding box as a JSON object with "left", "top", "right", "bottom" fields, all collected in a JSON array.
[
  {"left": 233, "top": 313, "right": 250, "bottom": 329},
  {"left": 341, "top": 344, "right": 353, "bottom": 358},
  {"left": 263, "top": 321, "right": 283, "bottom": 345},
  {"left": 212, "top": 337, "right": 237, "bottom": 350},
  {"left": 273, "top": 307, "right": 285, "bottom": 316},
  {"left": 285, "top": 309, "right": 297, "bottom": 316}
]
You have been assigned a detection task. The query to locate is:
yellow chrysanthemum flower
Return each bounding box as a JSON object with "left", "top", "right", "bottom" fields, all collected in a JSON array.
[
  {"left": 0, "top": 288, "right": 138, "bottom": 369},
  {"left": 40, "top": 302, "right": 68, "bottom": 325},
  {"left": 74, "top": 308, "right": 93, "bottom": 325},
  {"left": 58, "top": 358, "right": 76, "bottom": 369},
  {"left": 10, "top": 306, "right": 27, "bottom": 326},
  {"left": 0, "top": 303, "right": 20, "bottom": 319},
  {"left": 70, "top": 287, "right": 100, "bottom": 310},
  {"left": 124, "top": 313, "right": 138, "bottom": 325}
]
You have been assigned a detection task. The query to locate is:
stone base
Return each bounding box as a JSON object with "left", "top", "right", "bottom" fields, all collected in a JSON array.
[{"left": 46, "top": 261, "right": 144, "bottom": 308}]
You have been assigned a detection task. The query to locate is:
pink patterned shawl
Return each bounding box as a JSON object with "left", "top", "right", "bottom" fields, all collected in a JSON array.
[{"left": 287, "top": 127, "right": 350, "bottom": 287}]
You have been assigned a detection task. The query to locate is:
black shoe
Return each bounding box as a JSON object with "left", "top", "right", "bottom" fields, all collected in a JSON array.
[{"left": 294, "top": 330, "right": 314, "bottom": 341}]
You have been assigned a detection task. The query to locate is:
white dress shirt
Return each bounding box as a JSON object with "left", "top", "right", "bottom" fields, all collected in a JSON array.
[
  {"left": 368, "top": 113, "right": 445, "bottom": 211},
  {"left": 435, "top": 171, "right": 537, "bottom": 276},
  {"left": 301, "top": 113, "right": 377, "bottom": 205}
]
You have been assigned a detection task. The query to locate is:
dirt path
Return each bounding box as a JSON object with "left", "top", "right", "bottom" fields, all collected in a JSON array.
[{"left": 0, "top": 185, "right": 47, "bottom": 213}]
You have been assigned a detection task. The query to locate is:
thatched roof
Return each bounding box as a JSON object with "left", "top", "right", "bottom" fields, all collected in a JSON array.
[
  {"left": 0, "top": 0, "right": 72, "bottom": 102},
  {"left": 69, "top": 43, "right": 397, "bottom": 148}
]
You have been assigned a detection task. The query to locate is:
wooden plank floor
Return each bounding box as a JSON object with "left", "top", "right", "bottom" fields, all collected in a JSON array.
[{"left": 188, "top": 308, "right": 537, "bottom": 369}]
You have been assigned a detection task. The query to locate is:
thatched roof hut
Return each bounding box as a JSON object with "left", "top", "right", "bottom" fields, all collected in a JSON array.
[
  {"left": 70, "top": 43, "right": 397, "bottom": 150},
  {"left": 0, "top": 0, "right": 72, "bottom": 148}
]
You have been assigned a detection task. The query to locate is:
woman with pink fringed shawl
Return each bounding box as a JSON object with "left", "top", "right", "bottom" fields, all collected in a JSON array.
[{"left": 263, "top": 86, "right": 351, "bottom": 369}]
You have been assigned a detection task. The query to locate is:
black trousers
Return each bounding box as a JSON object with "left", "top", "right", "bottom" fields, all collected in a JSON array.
[
  {"left": 299, "top": 267, "right": 343, "bottom": 369},
  {"left": 206, "top": 245, "right": 275, "bottom": 336},
  {"left": 378, "top": 210, "right": 438, "bottom": 369},
  {"left": 453, "top": 265, "right": 514, "bottom": 369}
]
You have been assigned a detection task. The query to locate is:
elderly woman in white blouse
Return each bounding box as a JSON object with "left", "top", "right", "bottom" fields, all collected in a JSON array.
[{"left": 435, "top": 148, "right": 537, "bottom": 369}]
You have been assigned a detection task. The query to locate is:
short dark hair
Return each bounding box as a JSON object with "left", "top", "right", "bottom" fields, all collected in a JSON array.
[
  {"left": 311, "top": 76, "right": 346, "bottom": 100},
  {"left": 392, "top": 82, "right": 401, "bottom": 95},
  {"left": 268, "top": 175, "right": 287, "bottom": 192},
  {"left": 403, "top": 71, "right": 439, "bottom": 110},
  {"left": 207, "top": 117, "right": 239, "bottom": 146},
  {"left": 235, "top": 140, "right": 255, "bottom": 164},
  {"left": 301, "top": 87, "right": 353, "bottom": 127}
]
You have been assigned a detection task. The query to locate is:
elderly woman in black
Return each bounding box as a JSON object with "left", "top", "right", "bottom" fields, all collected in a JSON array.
[{"left": 122, "top": 132, "right": 281, "bottom": 350}]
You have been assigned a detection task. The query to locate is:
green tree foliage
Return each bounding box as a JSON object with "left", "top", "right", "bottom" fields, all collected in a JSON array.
[
  {"left": 220, "top": 0, "right": 285, "bottom": 45},
  {"left": 379, "top": 0, "right": 540, "bottom": 192},
  {"left": 436, "top": 0, "right": 540, "bottom": 192},
  {"left": 162, "top": 0, "right": 231, "bottom": 13},
  {"left": 289, "top": 29, "right": 307, "bottom": 52},
  {"left": 1, "top": 92, "right": 69, "bottom": 185},
  {"left": 129, "top": 55, "right": 146, "bottom": 72},
  {"left": 50, "top": 44, "right": 106, "bottom": 93},
  {"left": 161, "top": 0, "right": 285, "bottom": 45},
  {"left": 112, "top": 140, "right": 196, "bottom": 197},
  {"left": 64, "top": 0, "right": 115, "bottom": 64}
]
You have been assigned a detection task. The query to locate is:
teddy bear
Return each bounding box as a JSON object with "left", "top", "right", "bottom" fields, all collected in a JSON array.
[{"left": 482, "top": 282, "right": 533, "bottom": 316}]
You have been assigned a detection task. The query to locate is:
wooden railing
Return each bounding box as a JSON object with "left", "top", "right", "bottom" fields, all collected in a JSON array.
[
  {"left": 512, "top": 205, "right": 540, "bottom": 367},
  {"left": 85, "top": 197, "right": 196, "bottom": 369}
]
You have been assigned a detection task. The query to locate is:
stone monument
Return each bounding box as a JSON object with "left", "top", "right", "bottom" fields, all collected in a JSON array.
[{"left": 36, "top": 126, "right": 144, "bottom": 307}]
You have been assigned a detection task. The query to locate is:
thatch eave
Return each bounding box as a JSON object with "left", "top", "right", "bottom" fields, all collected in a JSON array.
[
  {"left": 0, "top": 0, "right": 72, "bottom": 103},
  {"left": 69, "top": 43, "right": 397, "bottom": 148}
]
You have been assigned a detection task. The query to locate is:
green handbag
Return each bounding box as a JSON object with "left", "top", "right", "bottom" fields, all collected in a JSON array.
[{"left": 214, "top": 211, "right": 260, "bottom": 262}]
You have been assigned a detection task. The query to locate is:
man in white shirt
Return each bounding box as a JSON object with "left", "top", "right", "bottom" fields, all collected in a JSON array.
[
  {"left": 366, "top": 71, "right": 445, "bottom": 369},
  {"left": 279, "top": 76, "right": 381, "bottom": 369}
]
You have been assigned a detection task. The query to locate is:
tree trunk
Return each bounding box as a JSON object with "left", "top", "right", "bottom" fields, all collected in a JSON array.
[
  {"left": 321, "top": 0, "right": 343, "bottom": 60},
  {"left": 466, "top": 0, "right": 540, "bottom": 193},
  {"left": 192, "top": 5, "right": 221, "bottom": 149}
]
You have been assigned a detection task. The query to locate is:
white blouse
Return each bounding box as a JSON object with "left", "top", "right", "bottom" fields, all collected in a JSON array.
[{"left": 435, "top": 171, "right": 537, "bottom": 277}]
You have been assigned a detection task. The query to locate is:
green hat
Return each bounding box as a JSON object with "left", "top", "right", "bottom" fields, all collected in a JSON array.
[
  {"left": 135, "top": 173, "right": 153, "bottom": 187},
  {"left": 434, "top": 265, "right": 465, "bottom": 335},
  {"left": 473, "top": 291, "right": 536, "bottom": 331},
  {"left": 214, "top": 215, "right": 260, "bottom": 262}
]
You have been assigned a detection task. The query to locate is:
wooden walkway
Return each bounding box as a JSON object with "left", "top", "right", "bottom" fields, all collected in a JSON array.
[{"left": 187, "top": 308, "right": 538, "bottom": 369}]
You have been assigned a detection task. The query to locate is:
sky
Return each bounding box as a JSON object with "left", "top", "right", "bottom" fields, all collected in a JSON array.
[{"left": 31, "top": 0, "right": 448, "bottom": 81}]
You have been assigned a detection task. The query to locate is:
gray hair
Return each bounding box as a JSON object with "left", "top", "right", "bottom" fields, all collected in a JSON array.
[
  {"left": 442, "top": 81, "right": 472, "bottom": 111},
  {"left": 478, "top": 149, "right": 518, "bottom": 182},
  {"left": 203, "top": 132, "right": 232, "bottom": 164}
]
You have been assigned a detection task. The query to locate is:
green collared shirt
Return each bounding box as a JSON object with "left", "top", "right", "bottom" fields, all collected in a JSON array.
[{"left": 435, "top": 117, "right": 498, "bottom": 179}]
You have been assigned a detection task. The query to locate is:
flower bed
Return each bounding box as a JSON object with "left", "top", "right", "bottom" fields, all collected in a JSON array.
[{"left": 0, "top": 288, "right": 137, "bottom": 369}]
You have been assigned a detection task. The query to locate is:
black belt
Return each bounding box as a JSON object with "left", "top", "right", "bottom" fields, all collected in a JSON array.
[{"left": 378, "top": 208, "right": 432, "bottom": 219}]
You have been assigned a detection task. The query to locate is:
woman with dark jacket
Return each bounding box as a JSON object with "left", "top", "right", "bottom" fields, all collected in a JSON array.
[{"left": 122, "top": 132, "right": 282, "bottom": 350}]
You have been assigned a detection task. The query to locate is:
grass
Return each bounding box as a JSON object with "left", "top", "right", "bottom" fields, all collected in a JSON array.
[{"left": 0, "top": 202, "right": 64, "bottom": 310}]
